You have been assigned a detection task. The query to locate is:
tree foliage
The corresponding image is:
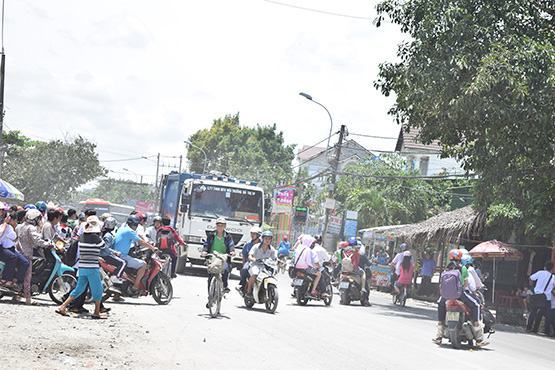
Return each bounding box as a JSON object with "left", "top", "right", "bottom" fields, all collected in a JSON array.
[
  {"left": 375, "top": 0, "right": 555, "bottom": 238},
  {"left": 2, "top": 131, "right": 106, "bottom": 202},
  {"left": 187, "top": 113, "right": 295, "bottom": 192},
  {"left": 90, "top": 178, "right": 157, "bottom": 205},
  {"left": 335, "top": 155, "right": 453, "bottom": 228}
]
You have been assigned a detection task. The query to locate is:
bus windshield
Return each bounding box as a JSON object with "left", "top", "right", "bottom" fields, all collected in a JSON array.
[{"left": 189, "top": 184, "right": 262, "bottom": 223}]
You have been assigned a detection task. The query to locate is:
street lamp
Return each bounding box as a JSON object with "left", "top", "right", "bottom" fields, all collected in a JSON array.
[
  {"left": 184, "top": 140, "right": 208, "bottom": 174},
  {"left": 122, "top": 168, "right": 142, "bottom": 183},
  {"left": 299, "top": 92, "right": 334, "bottom": 150}
]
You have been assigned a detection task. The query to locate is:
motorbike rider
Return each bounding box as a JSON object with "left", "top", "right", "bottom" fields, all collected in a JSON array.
[
  {"left": 156, "top": 216, "right": 185, "bottom": 279},
  {"left": 433, "top": 249, "right": 488, "bottom": 347},
  {"left": 113, "top": 215, "right": 156, "bottom": 295},
  {"left": 237, "top": 226, "right": 262, "bottom": 293},
  {"left": 246, "top": 230, "right": 277, "bottom": 297},
  {"left": 16, "top": 209, "right": 51, "bottom": 305},
  {"left": 100, "top": 217, "right": 127, "bottom": 283},
  {"left": 293, "top": 234, "right": 321, "bottom": 297},
  {"left": 35, "top": 201, "right": 48, "bottom": 224},
  {"left": 394, "top": 252, "right": 414, "bottom": 297},
  {"left": 343, "top": 238, "right": 369, "bottom": 295},
  {"left": 278, "top": 235, "right": 291, "bottom": 258},
  {"left": 311, "top": 237, "right": 331, "bottom": 296},
  {"left": 146, "top": 216, "right": 163, "bottom": 244},
  {"left": 0, "top": 212, "right": 30, "bottom": 292},
  {"left": 202, "top": 217, "right": 235, "bottom": 294}
]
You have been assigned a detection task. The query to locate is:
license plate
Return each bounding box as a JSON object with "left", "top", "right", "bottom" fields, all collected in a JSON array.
[
  {"left": 339, "top": 282, "right": 350, "bottom": 289},
  {"left": 293, "top": 279, "right": 304, "bottom": 286},
  {"left": 447, "top": 311, "right": 460, "bottom": 321}
]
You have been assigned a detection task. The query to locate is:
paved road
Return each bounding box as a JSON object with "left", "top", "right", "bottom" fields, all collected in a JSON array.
[{"left": 1, "top": 267, "right": 553, "bottom": 369}]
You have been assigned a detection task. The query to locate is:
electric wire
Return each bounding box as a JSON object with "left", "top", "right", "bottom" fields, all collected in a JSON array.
[{"left": 263, "top": 0, "right": 371, "bottom": 21}]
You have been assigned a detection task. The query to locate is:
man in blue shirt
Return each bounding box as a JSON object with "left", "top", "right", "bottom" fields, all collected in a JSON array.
[
  {"left": 278, "top": 235, "right": 291, "bottom": 258},
  {"left": 237, "top": 226, "right": 262, "bottom": 292},
  {"left": 418, "top": 252, "right": 436, "bottom": 296},
  {"left": 113, "top": 215, "right": 155, "bottom": 292}
]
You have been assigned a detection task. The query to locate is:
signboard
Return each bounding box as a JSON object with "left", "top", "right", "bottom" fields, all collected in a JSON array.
[
  {"left": 135, "top": 200, "right": 156, "bottom": 213},
  {"left": 346, "top": 210, "right": 358, "bottom": 220},
  {"left": 324, "top": 198, "right": 336, "bottom": 210},
  {"left": 369, "top": 264, "right": 393, "bottom": 288},
  {"left": 294, "top": 207, "right": 308, "bottom": 223},
  {"left": 328, "top": 215, "right": 342, "bottom": 235},
  {"left": 344, "top": 219, "right": 358, "bottom": 238},
  {"left": 273, "top": 187, "right": 295, "bottom": 213}
]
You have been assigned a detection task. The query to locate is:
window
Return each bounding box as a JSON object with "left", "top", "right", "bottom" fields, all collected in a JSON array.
[{"left": 419, "top": 156, "right": 430, "bottom": 175}]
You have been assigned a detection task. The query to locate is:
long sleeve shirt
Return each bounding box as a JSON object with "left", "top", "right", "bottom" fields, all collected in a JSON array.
[{"left": 17, "top": 222, "right": 51, "bottom": 258}]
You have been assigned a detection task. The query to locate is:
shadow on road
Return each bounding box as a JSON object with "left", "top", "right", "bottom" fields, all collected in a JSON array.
[
  {"left": 235, "top": 305, "right": 278, "bottom": 315},
  {"left": 0, "top": 297, "right": 55, "bottom": 307},
  {"left": 197, "top": 313, "right": 231, "bottom": 320},
  {"left": 107, "top": 300, "right": 159, "bottom": 307},
  {"left": 372, "top": 302, "right": 437, "bottom": 321},
  {"left": 179, "top": 267, "right": 240, "bottom": 280}
]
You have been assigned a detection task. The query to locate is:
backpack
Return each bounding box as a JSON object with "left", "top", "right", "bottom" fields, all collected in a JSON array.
[
  {"left": 440, "top": 269, "right": 462, "bottom": 299},
  {"left": 341, "top": 253, "right": 354, "bottom": 273},
  {"left": 157, "top": 228, "right": 176, "bottom": 252}
]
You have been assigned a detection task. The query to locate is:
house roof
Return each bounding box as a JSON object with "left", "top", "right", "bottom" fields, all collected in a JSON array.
[
  {"left": 297, "top": 145, "right": 327, "bottom": 162},
  {"left": 395, "top": 126, "right": 442, "bottom": 152}
]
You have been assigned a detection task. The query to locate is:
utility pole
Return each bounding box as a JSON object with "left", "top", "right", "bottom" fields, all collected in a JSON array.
[
  {"left": 0, "top": 0, "right": 5, "bottom": 178},
  {"left": 155, "top": 153, "right": 160, "bottom": 190},
  {"left": 322, "top": 124, "right": 346, "bottom": 250},
  {"left": 178, "top": 155, "right": 182, "bottom": 174}
]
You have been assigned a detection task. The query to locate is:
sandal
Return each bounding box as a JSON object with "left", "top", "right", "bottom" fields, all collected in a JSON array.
[
  {"left": 55, "top": 309, "right": 69, "bottom": 317},
  {"left": 91, "top": 314, "right": 107, "bottom": 320}
]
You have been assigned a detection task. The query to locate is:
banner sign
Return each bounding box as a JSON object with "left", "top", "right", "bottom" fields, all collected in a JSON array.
[
  {"left": 328, "top": 215, "right": 342, "bottom": 235},
  {"left": 273, "top": 187, "right": 295, "bottom": 213},
  {"left": 369, "top": 264, "right": 393, "bottom": 288},
  {"left": 344, "top": 219, "right": 358, "bottom": 238}
]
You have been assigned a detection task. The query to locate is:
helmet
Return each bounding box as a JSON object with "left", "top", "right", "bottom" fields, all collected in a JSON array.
[
  {"left": 103, "top": 217, "right": 117, "bottom": 230},
  {"left": 399, "top": 243, "right": 408, "bottom": 251},
  {"left": 282, "top": 235, "right": 288, "bottom": 241},
  {"left": 78, "top": 212, "right": 86, "bottom": 221},
  {"left": 135, "top": 211, "right": 146, "bottom": 222},
  {"left": 35, "top": 201, "right": 47, "bottom": 212},
  {"left": 127, "top": 215, "right": 141, "bottom": 227},
  {"left": 461, "top": 254, "right": 473, "bottom": 266},
  {"left": 348, "top": 237, "right": 357, "bottom": 246},
  {"left": 261, "top": 230, "right": 273, "bottom": 238},
  {"left": 250, "top": 226, "right": 262, "bottom": 235},
  {"left": 26, "top": 209, "right": 42, "bottom": 222},
  {"left": 448, "top": 249, "right": 463, "bottom": 261},
  {"left": 215, "top": 217, "right": 227, "bottom": 225},
  {"left": 24, "top": 204, "right": 37, "bottom": 210},
  {"left": 100, "top": 212, "right": 112, "bottom": 221},
  {"left": 153, "top": 215, "right": 162, "bottom": 223}
]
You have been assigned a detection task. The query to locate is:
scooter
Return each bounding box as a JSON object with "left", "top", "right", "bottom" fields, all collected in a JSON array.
[
  {"left": 338, "top": 269, "right": 371, "bottom": 306},
  {"left": 277, "top": 255, "right": 288, "bottom": 274},
  {"left": 242, "top": 258, "right": 279, "bottom": 313},
  {"left": 99, "top": 247, "right": 173, "bottom": 305},
  {"left": 291, "top": 263, "right": 333, "bottom": 306},
  {"left": 0, "top": 244, "right": 76, "bottom": 304}
]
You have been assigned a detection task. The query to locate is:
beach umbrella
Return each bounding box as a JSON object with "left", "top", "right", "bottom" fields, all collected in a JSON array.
[
  {"left": 469, "top": 240, "right": 523, "bottom": 303},
  {"left": 0, "top": 178, "right": 24, "bottom": 201}
]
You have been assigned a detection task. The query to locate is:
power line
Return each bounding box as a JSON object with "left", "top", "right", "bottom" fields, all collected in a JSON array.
[
  {"left": 99, "top": 156, "right": 153, "bottom": 163},
  {"left": 349, "top": 132, "right": 399, "bottom": 140},
  {"left": 263, "top": 0, "right": 371, "bottom": 21},
  {"left": 296, "top": 132, "right": 338, "bottom": 157},
  {"left": 336, "top": 171, "right": 475, "bottom": 180}
]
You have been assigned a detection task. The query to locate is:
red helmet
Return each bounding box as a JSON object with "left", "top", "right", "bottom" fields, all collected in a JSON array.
[
  {"left": 135, "top": 211, "right": 146, "bottom": 222},
  {"left": 448, "top": 249, "right": 463, "bottom": 261}
]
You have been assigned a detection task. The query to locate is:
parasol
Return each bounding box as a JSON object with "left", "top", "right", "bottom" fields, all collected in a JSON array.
[
  {"left": 0, "top": 178, "right": 24, "bottom": 201},
  {"left": 469, "top": 240, "right": 523, "bottom": 303}
]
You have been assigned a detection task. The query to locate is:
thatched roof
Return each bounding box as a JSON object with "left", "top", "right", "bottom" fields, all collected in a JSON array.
[{"left": 396, "top": 206, "right": 485, "bottom": 246}]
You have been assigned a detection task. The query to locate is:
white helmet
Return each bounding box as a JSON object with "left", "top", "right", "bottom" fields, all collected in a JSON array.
[
  {"left": 26, "top": 209, "right": 42, "bottom": 222},
  {"left": 250, "top": 226, "right": 262, "bottom": 235}
]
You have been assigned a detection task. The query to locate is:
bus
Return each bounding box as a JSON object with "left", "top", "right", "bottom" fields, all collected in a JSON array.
[{"left": 79, "top": 199, "right": 135, "bottom": 225}]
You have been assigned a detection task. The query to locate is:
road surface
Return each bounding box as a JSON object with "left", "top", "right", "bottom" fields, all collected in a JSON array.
[{"left": 0, "top": 267, "right": 552, "bottom": 369}]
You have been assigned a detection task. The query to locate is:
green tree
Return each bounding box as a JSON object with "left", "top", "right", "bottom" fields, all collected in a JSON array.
[
  {"left": 375, "top": 0, "right": 555, "bottom": 238},
  {"left": 90, "top": 178, "right": 157, "bottom": 205},
  {"left": 2, "top": 132, "right": 106, "bottom": 202},
  {"left": 335, "top": 155, "right": 453, "bottom": 228},
  {"left": 187, "top": 113, "right": 295, "bottom": 192}
]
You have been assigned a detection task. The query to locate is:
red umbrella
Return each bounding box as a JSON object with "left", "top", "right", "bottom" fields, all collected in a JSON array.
[
  {"left": 469, "top": 240, "right": 523, "bottom": 261},
  {"left": 469, "top": 240, "right": 523, "bottom": 304}
]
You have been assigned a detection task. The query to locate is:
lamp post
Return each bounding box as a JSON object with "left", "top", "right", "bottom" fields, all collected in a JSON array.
[
  {"left": 299, "top": 92, "right": 334, "bottom": 150},
  {"left": 184, "top": 140, "right": 208, "bottom": 174}
]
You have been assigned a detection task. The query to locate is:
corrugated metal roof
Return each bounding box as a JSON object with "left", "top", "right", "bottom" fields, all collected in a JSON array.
[{"left": 396, "top": 126, "right": 442, "bottom": 152}]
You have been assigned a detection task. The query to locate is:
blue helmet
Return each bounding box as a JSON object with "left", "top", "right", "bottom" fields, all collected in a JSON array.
[
  {"left": 261, "top": 230, "right": 273, "bottom": 238},
  {"left": 24, "top": 204, "right": 37, "bottom": 210},
  {"left": 348, "top": 237, "right": 357, "bottom": 246},
  {"left": 127, "top": 215, "right": 140, "bottom": 227},
  {"left": 461, "top": 254, "right": 473, "bottom": 266},
  {"left": 399, "top": 243, "right": 408, "bottom": 252},
  {"left": 35, "top": 201, "right": 47, "bottom": 212}
]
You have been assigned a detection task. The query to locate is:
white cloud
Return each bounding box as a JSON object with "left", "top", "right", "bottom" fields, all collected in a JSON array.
[{"left": 4, "top": 0, "right": 406, "bottom": 182}]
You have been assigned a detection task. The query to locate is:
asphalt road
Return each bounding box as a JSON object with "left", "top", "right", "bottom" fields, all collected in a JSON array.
[{"left": 0, "top": 267, "right": 553, "bottom": 370}]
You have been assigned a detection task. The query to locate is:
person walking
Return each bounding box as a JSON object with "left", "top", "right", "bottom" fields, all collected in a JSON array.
[
  {"left": 56, "top": 216, "right": 108, "bottom": 319},
  {"left": 527, "top": 262, "right": 555, "bottom": 334},
  {"left": 418, "top": 252, "right": 436, "bottom": 296}
]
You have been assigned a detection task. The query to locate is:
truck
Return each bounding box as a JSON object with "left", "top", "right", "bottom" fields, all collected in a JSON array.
[{"left": 159, "top": 172, "right": 264, "bottom": 272}]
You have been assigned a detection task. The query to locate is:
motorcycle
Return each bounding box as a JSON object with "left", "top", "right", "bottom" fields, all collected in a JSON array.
[
  {"left": 0, "top": 244, "right": 76, "bottom": 304},
  {"left": 338, "top": 268, "right": 371, "bottom": 306},
  {"left": 241, "top": 258, "right": 279, "bottom": 314},
  {"left": 291, "top": 263, "right": 333, "bottom": 306},
  {"left": 277, "top": 255, "right": 288, "bottom": 274},
  {"left": 392, "top": 283, "right": 410, "bottom": 307},
  {"left": 442, "top": 289, "right": 495, "bottom": 349},
  {"left": 99, "top": 247, "right": 173, "bottom": 305}
]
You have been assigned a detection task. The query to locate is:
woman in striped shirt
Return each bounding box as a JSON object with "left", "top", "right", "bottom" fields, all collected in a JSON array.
[{"left": 56, "top": 216, "right": 107, "bottom": 319}]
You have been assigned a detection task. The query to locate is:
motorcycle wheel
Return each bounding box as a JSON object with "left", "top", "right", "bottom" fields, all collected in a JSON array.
[
  {"left": 392, "top": 293, "right": 398, "bottom": 305},
  {"left": 449, "top": 330, "right": 461, "bottom": 349},
  {"left": 48, "top": 273, "right": 77, "bottom": 305},
  {"left": 323, "top": 283, "right": 333, "bottom": 306},
  {"left": 265, "top": 284, "right": 279, "bottom": 314},
  {"left": 340, "top": 290, "right": 350, "bottom": 305},
  {"left": 361, "top": 292, "right": 370, "bottom": 306},
  {"left": 296, "top": 287, "right": 309, "bottom": 306},
  {"left": 150, "top": 273, "right": 173, "bottom": 305},
  {"left": 244, "top": 296, "right": 255, "bottom": 309}
]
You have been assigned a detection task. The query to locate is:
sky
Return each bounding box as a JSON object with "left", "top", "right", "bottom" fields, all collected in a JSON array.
[{"left": 4, "top": 0, "right": 405, "bottom": 183}]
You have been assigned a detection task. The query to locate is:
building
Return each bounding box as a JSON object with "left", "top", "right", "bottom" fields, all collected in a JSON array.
[{"left": 395, "top": 126, "right": 464, "bottom": 176}]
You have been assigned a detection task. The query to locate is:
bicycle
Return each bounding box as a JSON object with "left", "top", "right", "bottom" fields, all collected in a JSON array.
[
  {"left": 205, "top": 252, "right": 227, "bottom": 318},
  {"left": 392, "top": 283, "right": 409, "bottom": 307}
]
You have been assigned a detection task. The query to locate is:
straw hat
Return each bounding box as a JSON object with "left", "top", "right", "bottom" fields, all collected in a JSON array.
[{"left": 84, "top": 216, "right": 102, "bottom": 233}]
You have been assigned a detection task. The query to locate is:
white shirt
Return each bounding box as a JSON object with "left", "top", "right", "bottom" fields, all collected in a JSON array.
[
  {"left": 530, "top": 270, "right": 555, "bottom": 300},
  {"left": 0, "top": 224, "right": 17, "bottom": 248},
  {"left": 136, "top": 224, "right": 146, "bottom": 239},
  {"left": 146, "top": 226, "right": 158, "bottom": 243},
  {"left": 312, "top": 244, "right": 330, "bottom": 265},
  {"left": 294, "top": 245, "right": 318, "bottom": 269},
  {"left": 391, "top": 252, "right": 404, "bottom": 275},
  {"left": 467, "top": 266, "right": 483, "bottom": 291}
]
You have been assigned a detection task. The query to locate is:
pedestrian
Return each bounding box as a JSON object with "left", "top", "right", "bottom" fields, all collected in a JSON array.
[
  {"left": 418, "top": 252, "right": 436, "bottom": 296},
  {"left": 526, "top": 262, "right": 555, "bottom": 334},
  {"left": 0, "top": 212, "right": 30, "bottom": 292},
  {"left": 56, "top": 216, "right": 108, "bottom": 319}
]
